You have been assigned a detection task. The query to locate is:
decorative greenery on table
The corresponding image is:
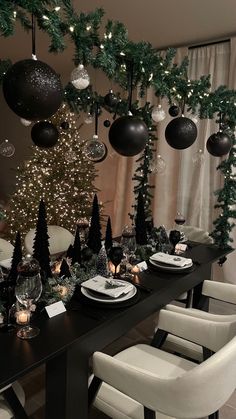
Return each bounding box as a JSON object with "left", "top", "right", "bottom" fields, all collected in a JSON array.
[{"left": 0, "top": 1, "right": 235, "bottom": 247}]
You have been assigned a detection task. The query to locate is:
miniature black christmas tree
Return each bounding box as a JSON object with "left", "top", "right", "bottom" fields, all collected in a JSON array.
[
  {"left": 96, "top": 245, "right": 109, "bottom": 277},
  {"left": 33, "top": 199, "right": 52, "bottom": 281},
  {"left": 87, "top": 194, "right": 102, "bottom": 254},
  {"left": 135, "top": 192, "right": 147, "bottom": 245},
  {"left": 105, "top": 216, "right": 113, "bottom": 253},
  {"left": 66, "top": 244, "right": 74, "bottom": 259},
  {"left": 72, "top": 225, "right": 82, "bottom": 265},
  {"left": 59, "top": 259, "right": 71, "bottom": 278},
  {"left": 8, "top": 231, "right": 22, "bottom": 286}
]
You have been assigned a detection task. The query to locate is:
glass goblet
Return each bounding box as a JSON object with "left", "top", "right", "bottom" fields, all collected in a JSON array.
[
  {"left": 15, "top": 257, "right": 42, "bottom": 339},
  {"left": 108, "top": 247, "right": 123, "bottom": 278}
]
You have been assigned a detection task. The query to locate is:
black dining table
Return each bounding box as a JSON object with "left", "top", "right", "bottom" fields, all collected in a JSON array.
[{"left": 0, "top": 242, "right": 232, "bottom": 419}]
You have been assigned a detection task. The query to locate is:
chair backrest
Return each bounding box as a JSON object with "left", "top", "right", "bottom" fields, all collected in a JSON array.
[
  {"left": 180, "top": 225, "right": 213, "bottom": 244},
  {"left": 93, "top": 337, "right": 236, "bottom": 419},
  {"left": 24, "top": 225, "right": 74, "bottom": 256},
  {"left": 0, "top": 238, "right": 14, "bottom": 261}
]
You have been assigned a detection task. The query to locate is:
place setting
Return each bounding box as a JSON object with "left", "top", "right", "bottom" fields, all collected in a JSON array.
[{"left": 148, "top": 251, "right": 195, "bottom": 274}]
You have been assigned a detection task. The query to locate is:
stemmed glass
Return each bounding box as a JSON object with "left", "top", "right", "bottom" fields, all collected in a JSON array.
[
  {"left": 174, "top": 211, "right": 186, "bottom": 240},
  {"left": 120, "top": 226, "right": 136, "bottom": 263},
  {"left": 15, "top": 256, "right": 42, "bottom": 339}
]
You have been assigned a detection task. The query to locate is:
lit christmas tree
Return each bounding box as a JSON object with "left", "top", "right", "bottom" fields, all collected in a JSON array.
[{"left": 7, "top": 104, "right": 97, "bottom": 238}]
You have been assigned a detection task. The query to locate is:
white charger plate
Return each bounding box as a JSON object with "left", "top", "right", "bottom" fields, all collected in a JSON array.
[
  {"left": 149, "top": 258, "right": 193, "bottom": 272},
  {"left": 81, "top": 283, "right": 137, "bottom": 303}
]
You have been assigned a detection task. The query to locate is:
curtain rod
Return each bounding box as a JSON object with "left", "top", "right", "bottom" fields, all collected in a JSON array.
[{"left": 188, "top": 38, "right": 230, "bottom": 50}]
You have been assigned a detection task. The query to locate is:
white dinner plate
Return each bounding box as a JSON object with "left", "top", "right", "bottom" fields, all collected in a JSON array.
[
  {"left": 149, "top": 258, "right": 193, "bottom": 271},
  {"left": 0, "top": 258, "right": 12, "bottom": 269},
  {"left": 81, "top": 283, "right": 137, "bottom": 303}
]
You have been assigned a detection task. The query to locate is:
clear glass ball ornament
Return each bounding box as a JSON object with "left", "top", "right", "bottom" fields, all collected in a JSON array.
[
  {"left": 65, "top": 150, "right": 77, "bottom": 163},
  {"left": 84, "top": 112, "right": 93, "bottom": 124},
  {"left": 0, "top": 139, "right": 15, "bottom": 157},
  {"left": 192, "top": 149, "right": 205, "bottom": 167},
  {"left": 84, "top": 135, "right": 106, "bottom": 162},
  {"left": 151, "top": 105, "right": 166, "bottom": 123},
  {"left": 150, "top": 154, "right": 166, "bottom": 174},
  {"left": 20, "top": 118, "right": 32, "bottom": 127},
  {"left": 71, "top": 64, "right": 90, "bottom": 90}
]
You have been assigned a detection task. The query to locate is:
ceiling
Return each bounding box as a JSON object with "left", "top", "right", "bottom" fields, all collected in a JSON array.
[{"left": 0, "top": 0, "right": 236, "bottom": 76}]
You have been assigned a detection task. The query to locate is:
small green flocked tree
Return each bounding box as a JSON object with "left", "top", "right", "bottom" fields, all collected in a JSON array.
[{"left": 87, "top": 194, "right": 102, "bottom": 254}]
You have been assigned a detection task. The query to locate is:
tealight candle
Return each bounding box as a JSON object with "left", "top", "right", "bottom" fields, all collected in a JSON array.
[
  {"left": 16, "top": 310, "right": 30, "bottom": 325},
  {"left": 131, "top": 265, "right": 140, "bottom": 274},
  {"left": 108, "top": 261, "right": 120, "bottom": 275},
  {"left": 59, "top": 285, "right": 68, "bottom": 297}
]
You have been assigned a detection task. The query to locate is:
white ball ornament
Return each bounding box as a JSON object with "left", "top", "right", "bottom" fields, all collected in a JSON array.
[
  {"left": 20, "top": 118, "right": 32, "bottom": 127},
  {"left": 151, "top": 105, "right": 166, "bottom": 123},
  {"left": 71, "top": 64, "right": 90, "bottom": 90}
]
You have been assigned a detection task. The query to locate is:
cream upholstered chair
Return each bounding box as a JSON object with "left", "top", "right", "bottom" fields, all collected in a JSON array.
[
  {"left": 91, "top": 309, "right": 236, "bottom": 419},
  {"left": 0, "top": 239, "right": 14, "bottom": 262},
  {"left": 179, "top": 225, "right": 213, "bottom": 244},
  {"left": 161, "top": 279, "right": 236, "bottom": 362},
  {"left": 0, "top": 382, "right": 27, "bottom": 419},
  {"left": 24, "top": 225, "right": 74, "bottom": 258}
]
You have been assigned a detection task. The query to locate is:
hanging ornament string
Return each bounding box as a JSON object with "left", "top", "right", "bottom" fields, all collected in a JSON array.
[
  {"left": 181, "top": 97, "right": 186, "bottom": 116},
  {"left": 127, "top": 60, "right": 134, "bottom": 114},
  {"left": 95, "top": 101, "right": 99, "bottom": 135},
  {"left": 31, "top": 14, "right": 37, "bottom": 60}
]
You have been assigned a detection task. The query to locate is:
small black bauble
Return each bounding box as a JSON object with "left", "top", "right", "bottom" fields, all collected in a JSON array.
[
  {"left": 3, "top": 59, "right": 63, "bottom": 120},
  {"left": 103, "top": 119, "right": 111, "bottom": 128},
  {"left": 31, "top": 121, "right": 59, "bottom": 148},
  {"left": 60, "top": 121, "right": 69, "bottom": 130},
  {"left": 165, "top": 117, "right": 197, "bottom": 150},
  {"left": 109, "top": 115, "right": 148, "bottom": 157},
  {"left": 169, "top": 105, "right": 180, "bottom": 117},
  {"left": 206, "top": 131, "right": 232, "bottom": 157},
  {"left": 104, "top": 90, "right": 118, "bottom": 108}
]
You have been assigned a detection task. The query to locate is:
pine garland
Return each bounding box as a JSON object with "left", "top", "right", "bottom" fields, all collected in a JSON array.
[{"left": 0, "top": 1, "right": 236, "bottom": 247}]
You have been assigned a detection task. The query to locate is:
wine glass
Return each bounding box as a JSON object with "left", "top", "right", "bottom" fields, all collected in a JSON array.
[
  {"left": 120, "top": 226, "right": 136, "bottom": 263},
  {"left": 15, "top": 256, "right": 42, "bottom": 339},
  {"left": 174, "top": 211, "right": 186, "bottom": 241},
  {"left": 169, "top": 230, "right": 181, "bottom": 255},
  {"left": 108, "top": 247, "right": 123, "bottom": 278}
]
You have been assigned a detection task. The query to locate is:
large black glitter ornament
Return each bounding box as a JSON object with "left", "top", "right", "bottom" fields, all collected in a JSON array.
[
  {"left": 165, "top": 117, "right": 197, "bottom": 150},
  {"left": 206, "top": 131, "right": 232, "bottom": 157},
  {"left": 109, "top": 115, "right": 148, "bottom": 157},
  {"left": 169, "top": 105, "right": 180, "bottom": 117},
  {"left": 31, "top": 121, "right": 59, "bottom": 148},
  {"left": 3, "top": 59, "right": 63, "bottom": 120},
  {"left": 104, "top": 90, "right": 118, "bottom": 108}
]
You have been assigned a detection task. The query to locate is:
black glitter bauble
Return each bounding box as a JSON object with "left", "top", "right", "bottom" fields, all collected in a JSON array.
[
  {"left": 109, "top": 115, "right": 148, "bottom": 157},
  {"left": 31, "top": 121, "right": 59, "bottom": 148},
  {"left": 60, "top": 121, "right": 69, "bottom": 130},
  {"left": 104, "top": 90, "right": 118, "bottom": 108},
  {"left": 168, "top": 105, "right": 180, "bottom": 117},
  {"left": 95, "top": 143, "right": 108, "bottom": 163},
  {"left": 103, "top": 119, "right": 111, "bottom": 128},
  {"left": 165, "top": 117, "right": 197, "bottom": 150},
  {"left": 2, "top": 59, "right": 63, "bottom": 120},
  {"left": 206, "top": 131, "right": 232, "bottom": 157}
]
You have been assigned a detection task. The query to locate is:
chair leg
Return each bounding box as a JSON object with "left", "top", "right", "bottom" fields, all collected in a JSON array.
[
  {"left": 209, "top": 411, "right": 219, "bottom": 419},
  {"left": 185, "top": 288, "right": 193, "bottom": 308},
  {"left": 2, "top": 386, "right": 29, "bottom": 419},
  {"left": 88, "top": 376, "right": 102, "bottom": 407},
  {"left": 144, "top": 406, "right": 155, "bottom": 419},
  {"left": 151, "top": 328, "right": 168, "bottom": 348}
]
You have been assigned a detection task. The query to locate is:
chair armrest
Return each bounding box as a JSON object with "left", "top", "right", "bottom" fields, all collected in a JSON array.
[
  {"left": 158, "top": 309, "right": 236, "bottom": 352},
  {"left": 202, "top": 280, "right": 236, "bottom": 304},
  {"left": 165, "top": 303, "right": 236, "bottom": 322}
]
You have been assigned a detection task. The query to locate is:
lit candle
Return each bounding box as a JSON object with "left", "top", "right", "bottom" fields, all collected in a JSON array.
[
  {"left": 16, "top": 310, "right": 30, "bottom": 325},
  {"left": 131, "top": 265, "right": 140, "bottom": 274},
  {"left": 108, "top": 261, "right": 120, "bottom": 274},
  {"left": 59, "top": 285, "right": 68, "bottom": 297},
  {"left": 52, "top": 260, "right": 62, "bottom": 274}
]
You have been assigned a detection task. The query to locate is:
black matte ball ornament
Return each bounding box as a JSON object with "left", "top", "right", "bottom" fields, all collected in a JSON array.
[
  {"left": 103, "top": 119, "right": 111, "bottom": 128},
  {"left": 109, "top": 115, "right": 148, "bottom": 157},
  {"left": 31, "top": 121, "right": 59, "bottom": 148},
  {"left": 169, "top": 105, "right": 180, "bottom": 117},
  {"left": 60, "top": 121, "right": 70, "bottom": 130},
  {"left": 206, "top": 131, "right": 232, "bottom": 157},
  {"left": 104, "top": 90, "right": 118, "bottom": 108},
  {"left": 3, "top": 59, "right": 63, "bottom": 120},
  {"left": 165, "top": 117, "right": 197, "bottom": 150}
]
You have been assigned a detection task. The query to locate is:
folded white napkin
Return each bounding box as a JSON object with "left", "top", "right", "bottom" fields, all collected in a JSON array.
[
  {"left": 81, "top": 276, "right": 134, "bottom": 298},
  {"left": 150, "top": 252, "right": 192, "bottom": 267},
  {"left": 0, "top": 258, "right": 12, "bottom": 269}
]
